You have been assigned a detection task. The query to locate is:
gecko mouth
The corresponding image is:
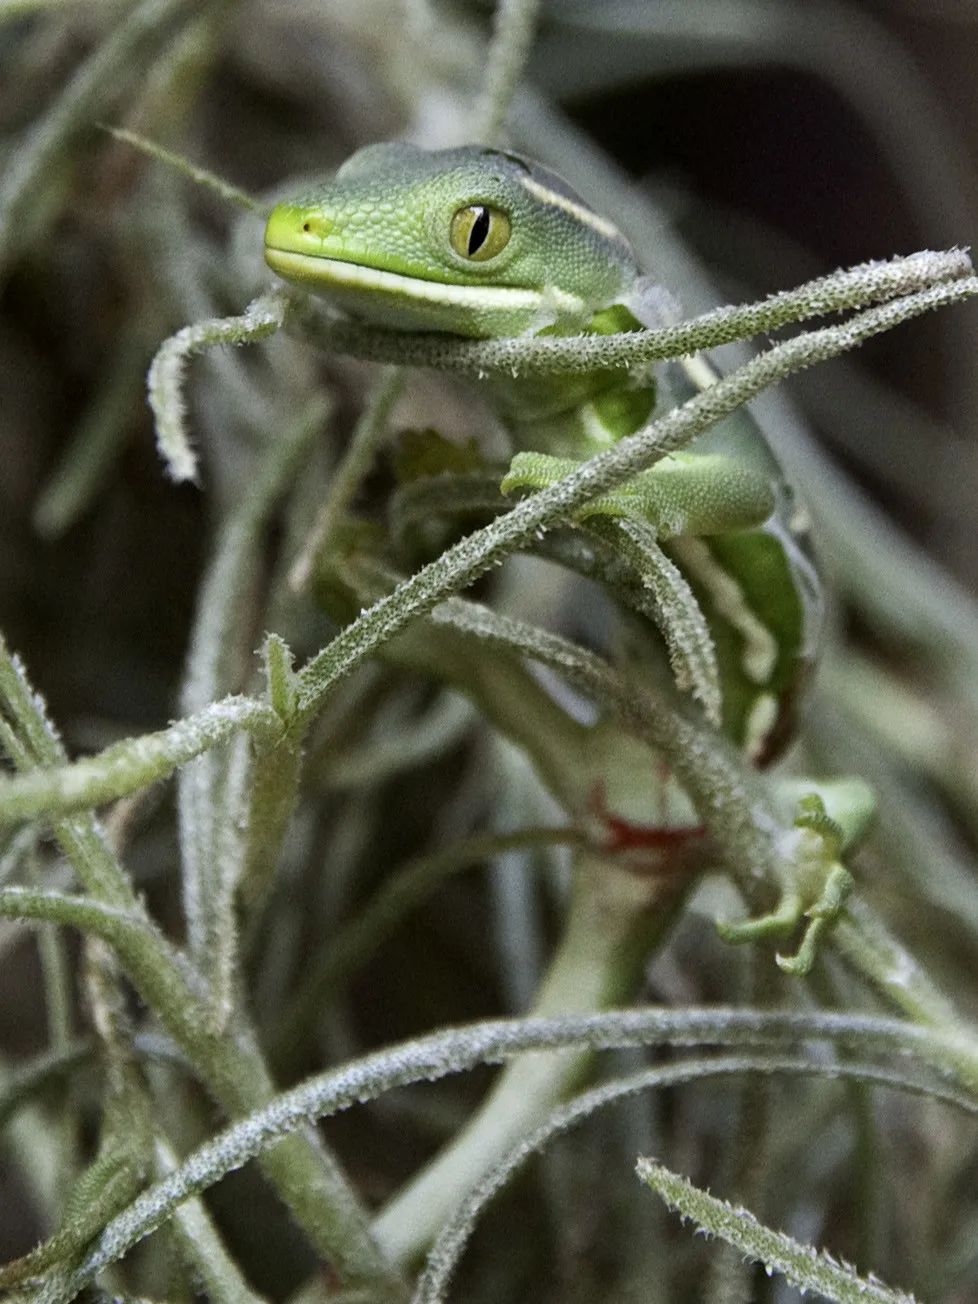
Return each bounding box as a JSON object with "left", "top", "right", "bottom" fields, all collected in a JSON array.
[{"left": 263, "top": 247, "right": 582, "bottom": 317}]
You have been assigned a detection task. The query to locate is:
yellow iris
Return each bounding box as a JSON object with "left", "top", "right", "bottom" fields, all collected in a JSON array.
[{"left": 449, "top": 205, "right": 511, "bottom": 261}]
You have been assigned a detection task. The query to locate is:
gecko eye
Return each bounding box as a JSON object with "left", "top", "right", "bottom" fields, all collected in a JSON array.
[{"left": 449, "top": 205, "right": 511, "bottom": 261}]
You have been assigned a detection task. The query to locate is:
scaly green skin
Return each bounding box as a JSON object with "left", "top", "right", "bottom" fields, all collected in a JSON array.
[
  {"left": 264, "top": 141, "right": 865, "bottom": 968},
  {"left": 264, "top": 141, "right": 636, "bottom": 338}
]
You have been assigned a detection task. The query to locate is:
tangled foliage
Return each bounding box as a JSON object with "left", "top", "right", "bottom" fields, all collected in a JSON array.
[{"left": 1, "top": 2, "right": 978, "bottom": 1302}]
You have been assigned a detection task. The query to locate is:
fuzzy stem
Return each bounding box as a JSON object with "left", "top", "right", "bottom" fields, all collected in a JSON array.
[
  {"left": 372, "top": 851, "right": 685, "bottom": 1264},
  {"left": 47, "top": 1006, "right": 976, "bottom": 1301},
  {"left": 0, "top": 887, "right": 402, "bottom": 1296},
  {"left": 292, "top": 275, "right": 978, "bottom": 730},
  {"left": 475, "top": 0, "right": 543, "bottom": 144},
  {"left": 292, "top": 253, "right": 974, "bottom": 376},
  {"left": 832, "top": 898, "right": 962, "bottom": 1029},
  {"left": 637, "top": 1157, "right": 916, "bottom": 1304},
  {"left": 0, "top": 696, "right": 281, "bottom": 827},
  {"left": 0, "top": 636, "right": 400, "bottom": 1293},
  {"left": 154, "top": 1134, "right": 269, "bottom": 1304},
  {"left": 290, "top": 366, "right": 403, "bottom": 590},
  {"left": 177, "top": 398, "right": 326, "bottom": 962}
]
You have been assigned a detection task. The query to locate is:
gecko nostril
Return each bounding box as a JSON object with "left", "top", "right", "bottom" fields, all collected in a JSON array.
[{"left": 299, "top": 214, "right": 331, "bottom": 239}]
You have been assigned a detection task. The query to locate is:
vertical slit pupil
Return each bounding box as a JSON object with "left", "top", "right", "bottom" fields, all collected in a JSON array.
[{"left": 468, "top": 207, "right": 491, "bottom": 255}]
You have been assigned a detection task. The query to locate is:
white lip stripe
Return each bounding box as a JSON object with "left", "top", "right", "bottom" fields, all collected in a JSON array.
[
  {"left": 265, "top": 249, "right": 584, "bottom": 315},
  {"left": 517, "top": 175, "right": 626, "bottom": 243}
]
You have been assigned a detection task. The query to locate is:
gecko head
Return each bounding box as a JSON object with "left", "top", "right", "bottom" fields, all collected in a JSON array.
[{"left": 263, "top": 141, "right": 637, "bottom": 337}]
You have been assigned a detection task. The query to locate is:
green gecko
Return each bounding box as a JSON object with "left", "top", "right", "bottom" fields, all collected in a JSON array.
[{"left": 263, "top": 140, "right": 870, "bottom": 970}]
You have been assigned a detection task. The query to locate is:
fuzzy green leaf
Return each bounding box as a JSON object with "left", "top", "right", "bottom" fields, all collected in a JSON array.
[{"left": 637, "top": 1156, "right": 917, "bottom": 1303}]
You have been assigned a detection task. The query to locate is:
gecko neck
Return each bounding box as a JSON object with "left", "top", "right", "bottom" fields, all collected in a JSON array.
[{"left": 487, "top": 301, "right": 656, "bottom": 456}]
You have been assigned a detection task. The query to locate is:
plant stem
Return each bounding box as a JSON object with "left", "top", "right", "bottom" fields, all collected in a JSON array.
[
  {"left": 45, "top": 1005, "right": 977, "bottom": 1300},
  {"left": 292, "top": 274, "right": 978, "bottom": 731},
  {"left": 830, "top": 899, "right": 978, "bottom": 1092},
  {"left": 290, "top": 365, "right": 403, "bottom": 590},
  {"left": 475, "top": 0, "right": 542, "bottom": 144},
  {"left": 372, "top": 849, "right": 686, "bottom": 1264},
  {"left": 293, "top": 252, "right": 973, "bottom": 375},
  {"left": 0, "top": 625, "right": 401, "bottom": 1296},
  {"left": 0, "top": 886, "right": 403, "bottom": 1296}
]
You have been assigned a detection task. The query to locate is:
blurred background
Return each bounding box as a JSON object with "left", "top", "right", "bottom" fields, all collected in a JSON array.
[{"left": 1, "top": 2, "right": 978, "bottom": 1300}]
